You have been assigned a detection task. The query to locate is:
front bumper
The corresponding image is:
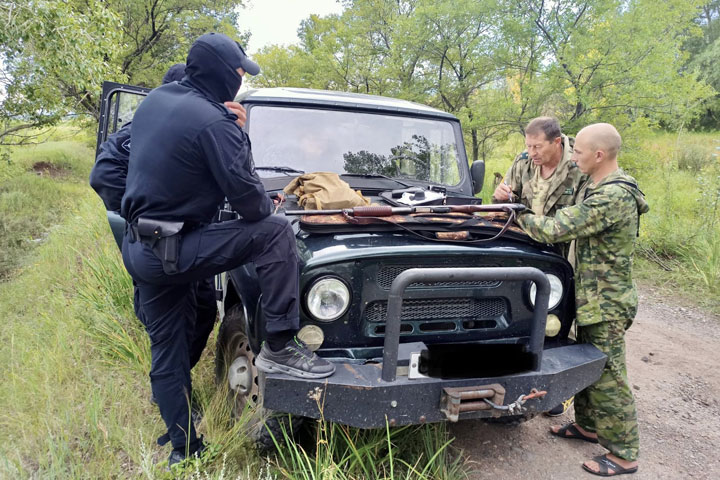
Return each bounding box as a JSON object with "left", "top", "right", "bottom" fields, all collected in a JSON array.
[{"left": 262, "top": 343, "right": 606, "bottom": 428}]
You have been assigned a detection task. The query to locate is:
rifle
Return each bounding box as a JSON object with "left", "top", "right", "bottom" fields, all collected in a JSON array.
[{"left": 284, "top": 203, "right": 526, "bottom": 217}]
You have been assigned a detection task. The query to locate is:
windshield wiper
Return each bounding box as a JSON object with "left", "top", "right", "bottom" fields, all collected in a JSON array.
[
  {"left": 256, "top": 166, "right": 305, "bottom": 175},
  {"left": 341, "top": 173, "right": 411, "bottom": 188}
]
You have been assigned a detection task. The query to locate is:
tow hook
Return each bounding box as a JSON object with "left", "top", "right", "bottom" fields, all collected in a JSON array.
[{"left": 483, "top": 388, "right": 548, "bottom": 416}]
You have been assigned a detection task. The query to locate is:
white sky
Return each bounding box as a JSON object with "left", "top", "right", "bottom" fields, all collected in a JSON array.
[{"left": 237, "top": 0, "right": 345, "bottom": 54}]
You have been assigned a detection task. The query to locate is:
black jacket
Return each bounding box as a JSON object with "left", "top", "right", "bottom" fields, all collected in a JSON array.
[
  {"left": 90, "top": 123, "right": 132, "bottom": 212},
  {"left": 121, "top": 33, "right": 271, "bottom": 225}
]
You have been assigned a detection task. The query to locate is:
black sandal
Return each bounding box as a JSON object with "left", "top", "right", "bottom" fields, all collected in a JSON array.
[
  {"left": 583, "top": 454, "right": 638, "bottom": 477},
  {"left": 550, "top": 423, "right": 599, "bottom": 444}
]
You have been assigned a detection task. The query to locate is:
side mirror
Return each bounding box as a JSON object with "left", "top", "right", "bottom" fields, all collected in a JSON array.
[{"left": 471, "top": 161, "right": 485, "bottom": 194}]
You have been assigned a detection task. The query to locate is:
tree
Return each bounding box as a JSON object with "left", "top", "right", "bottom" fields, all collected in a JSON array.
[
  {"left": 252, "top": 0, "right": 715, "bottom": 164},
  {"left": 103, "top": 0, "right": 246, "bottom": 90},
  {"left": 1, "top": 0, "right": 121, "bottom": 150},
  {"left": 1, "top": 0, "right": 247, "bottom": 154},
  {"left": 685, "top": 1, "right": 720, "bottom": 128},
  {"left": 508, "top": 0, "right": 714, "bottom": 131}
]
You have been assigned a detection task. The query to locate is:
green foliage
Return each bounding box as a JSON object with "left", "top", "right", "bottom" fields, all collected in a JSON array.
[
  {"left": 0, "top": 1, "right": 122, "bottom": 147},
  {"left": 0, "top": 0, "right": 247, "bottom": 161},
  {"left": 685, "top": 1, "right": 720, "bottom": 129},
  {"left": 684, "top": 235, "right": 720, "bottom": 293},
  {"left": 76, "top": 232, "right": 150, "bottom": 373},
  {"left": 102, "top": 0, "right": 247, "bottom": 89},
  {"left": 253, "top": 0, "right": 715, "bottom": 166},
  {"left": 627, "top": 131, "right": 720, "bottom": 310}
]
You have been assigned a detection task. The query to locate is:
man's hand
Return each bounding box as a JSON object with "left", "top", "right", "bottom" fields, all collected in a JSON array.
[
  {"left": 271, "top": 192, "right": 285, "bottom": 205},
  {"left": 224, "top": 101, "right": 247, "bottom": 127},
  {"left": 493, "top": 182, "right": 514, "bottom": 202}
]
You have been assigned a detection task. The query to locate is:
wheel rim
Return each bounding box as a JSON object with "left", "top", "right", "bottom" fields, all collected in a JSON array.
[{"left": 225, "top": 331, "right": 260, "bottom": 415}]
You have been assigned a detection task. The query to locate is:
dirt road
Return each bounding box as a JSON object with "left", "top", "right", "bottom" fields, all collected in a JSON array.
[{"left": 452, "top": 285, "right": 720, "bottom": 479}]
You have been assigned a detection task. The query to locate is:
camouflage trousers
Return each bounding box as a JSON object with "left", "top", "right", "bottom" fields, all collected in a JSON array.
[{"left": 575, "top": 320, "right": 640, "bottom": 461}]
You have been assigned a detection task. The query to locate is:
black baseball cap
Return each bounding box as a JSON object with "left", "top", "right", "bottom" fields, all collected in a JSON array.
[
  {"left": 235, "top": 42, "right": 260, "bottom": 76},
  {"left": 191, "top": 33, "right": 260, "bottom": 76}
]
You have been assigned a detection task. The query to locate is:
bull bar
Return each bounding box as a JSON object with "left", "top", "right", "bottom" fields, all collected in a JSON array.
[{"left": 262, "top": 267, "right": 606, "bottom": 428}]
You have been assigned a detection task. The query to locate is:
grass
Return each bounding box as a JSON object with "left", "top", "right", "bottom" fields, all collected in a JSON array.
[
  {"left": 269, "top": 410, "right": 464, "bottom": 480},
  {"left": 0, "top": 129, "right": 469, "bottom": 479},
  {"left": 0, "top": 123, "right": 95, "bottom": 279}
]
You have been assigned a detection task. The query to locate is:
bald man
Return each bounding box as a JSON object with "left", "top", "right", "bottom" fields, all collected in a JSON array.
[{"left": 516, "top": 123, "right": 649, "bottom": 477}]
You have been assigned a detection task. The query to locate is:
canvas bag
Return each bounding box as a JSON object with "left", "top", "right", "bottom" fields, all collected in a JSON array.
[{"left": 283, "top": 172, "right": 371, "bottom": 210}]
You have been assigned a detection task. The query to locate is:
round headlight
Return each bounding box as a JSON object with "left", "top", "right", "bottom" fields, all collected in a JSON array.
[
  {"left": 306, "top": 277, "right": 350, "bottom": 322},
  {"left": 529, "top": 273, "right": 563, "bottom": 310}
]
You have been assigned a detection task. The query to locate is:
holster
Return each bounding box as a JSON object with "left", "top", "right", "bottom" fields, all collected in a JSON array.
[{"left": 133, "top": 218, "right": 184, "bottom": 275}]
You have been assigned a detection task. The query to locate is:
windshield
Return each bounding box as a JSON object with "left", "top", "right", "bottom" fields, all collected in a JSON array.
[{"left": 247, "top": 106, "right": 462, "bottom": 186}]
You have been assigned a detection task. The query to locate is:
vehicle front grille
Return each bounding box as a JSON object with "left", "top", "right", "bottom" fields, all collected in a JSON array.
[
  {"left": 377, "top": 265, "right": 501, "bottom": 290},
  {"left": 364, "top": 297, "right": 505, "bottom": 324},
  {"left": 363, "top": 297, "right": 506, "bottom": 336}
]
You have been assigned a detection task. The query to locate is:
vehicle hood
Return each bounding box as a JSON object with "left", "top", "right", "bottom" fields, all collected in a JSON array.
[{"left": 295, "top": 231, "right": 559, "bottom": 268}]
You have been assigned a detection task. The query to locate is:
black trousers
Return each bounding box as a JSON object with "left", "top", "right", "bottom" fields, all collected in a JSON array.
[
  {"left": 122, "top": 215, "right": 299, "bottom": 451},
  {"left": 133, "top": 277, "right": 217, "bottom": 371}
]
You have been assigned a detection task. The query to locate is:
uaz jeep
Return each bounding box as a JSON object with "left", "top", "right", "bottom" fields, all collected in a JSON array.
[{"left": 96, "top": 83, "right": 605, "bottom": 443}]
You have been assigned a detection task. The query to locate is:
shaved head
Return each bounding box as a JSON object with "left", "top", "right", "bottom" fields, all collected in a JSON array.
[{"left": 576, "top": 123, "right": 622, "bottom": 160}]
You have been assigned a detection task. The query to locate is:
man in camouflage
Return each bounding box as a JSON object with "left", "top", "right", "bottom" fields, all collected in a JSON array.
[
  {"left": 516, "top": 123, "right": 648, "bottom": 477},
  {"left": 492, "top": 116, "right": 585, "bottom": 220},
  {"left": 495, "top": 117, "right": 586, "bottom": 416}
]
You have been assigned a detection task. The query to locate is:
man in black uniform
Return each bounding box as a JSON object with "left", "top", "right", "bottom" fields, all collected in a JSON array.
[
  {"left": 90, "top": 64, "right": 230, "bottom": 403},
  {"left": 90, "top": 64, "right": 251, "bottom": 377},
  {"left": 121, "top": 33, "right": 335, "bottom": 465}
]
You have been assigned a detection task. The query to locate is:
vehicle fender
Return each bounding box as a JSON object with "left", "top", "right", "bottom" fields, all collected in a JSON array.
[{"left": 226, "top": 264, "right": 263, "bottom": 352}]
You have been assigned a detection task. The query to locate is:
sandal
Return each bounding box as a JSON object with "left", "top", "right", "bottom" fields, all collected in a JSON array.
[
  {"left": 583, "top": 454, "right": 638, "bottom": 477},
  {"left": 550, "top": 423, "right": 599, "bottom": 444}
]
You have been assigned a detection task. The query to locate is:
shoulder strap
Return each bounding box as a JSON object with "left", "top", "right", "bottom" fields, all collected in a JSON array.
[
  {"left": 583, "top": 180, "right": 643, "bottom": 237},
  {"left": 583, "top": 180, "right": 644, "bottom": 201}
]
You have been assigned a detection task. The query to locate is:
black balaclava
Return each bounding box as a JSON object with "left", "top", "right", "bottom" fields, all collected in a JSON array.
[
  {"left": 184, "top": 33, "right": 246, "bottom": 103},
  {"left": 161, "top": 63, "right": 186, "bottom": 85}
]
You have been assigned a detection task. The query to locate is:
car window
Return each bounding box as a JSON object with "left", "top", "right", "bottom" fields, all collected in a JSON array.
[
  {"left": 107, "top": 91, "right": 144, "bottom": 134},
  {"left": 96, "top": 82, "right": 150, "bottom": 156},
  {"left": 247, "top": 106, "right": 462, "bottom": 186}
]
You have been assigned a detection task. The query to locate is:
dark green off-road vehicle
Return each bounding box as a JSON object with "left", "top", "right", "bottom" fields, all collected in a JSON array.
[{"left": 96, "top": 83, "right": 605, "bottom": 446}]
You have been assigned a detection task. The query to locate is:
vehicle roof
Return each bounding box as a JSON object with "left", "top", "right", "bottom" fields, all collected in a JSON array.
[{"left": 238, "top": 87, "right": 458, "bottom": 121}]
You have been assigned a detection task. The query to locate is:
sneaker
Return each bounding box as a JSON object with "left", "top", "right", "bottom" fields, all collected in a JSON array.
[
  {"left": 255, "top": 337, "right": 336, "bottom": 379},
  {"left": 167, "top": 436, "right": 207, "bottom": 469},
  {"left": 545, "top": 396, "right": 574, "bottom": 417}
]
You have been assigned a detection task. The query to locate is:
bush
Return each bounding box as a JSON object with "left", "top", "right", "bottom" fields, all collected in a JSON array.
[{"left": 676, "top": 145, "right": 712, "bottom": 172}]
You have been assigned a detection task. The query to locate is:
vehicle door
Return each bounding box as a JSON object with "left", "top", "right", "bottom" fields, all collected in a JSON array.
[{"left": 94, "top": 81, "right": 150, "bottom": 248}]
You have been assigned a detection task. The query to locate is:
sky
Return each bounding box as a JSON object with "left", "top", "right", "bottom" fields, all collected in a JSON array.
[{"left": 237, "top": 0, "right": 345, "bottom": 54}]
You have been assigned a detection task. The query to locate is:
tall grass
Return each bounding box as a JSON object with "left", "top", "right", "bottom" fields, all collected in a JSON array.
[
  {"left": 75, "top": 221, "right": 152, "bottom": 373},
  {"left": 0, "top": 134, "right": 94, "bottom": 278},
  {"left": 269, "top": 418, "right": 464, "bottom": 480}
]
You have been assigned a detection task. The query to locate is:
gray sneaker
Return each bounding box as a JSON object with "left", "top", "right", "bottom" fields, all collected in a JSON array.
[{"left": 256, "top": 337, "right": 336, "bottom": 379}]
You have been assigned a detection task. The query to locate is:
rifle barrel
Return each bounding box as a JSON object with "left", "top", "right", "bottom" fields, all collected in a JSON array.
[{"left": 283, "top": 203, "right": 526, "bottom": 216}]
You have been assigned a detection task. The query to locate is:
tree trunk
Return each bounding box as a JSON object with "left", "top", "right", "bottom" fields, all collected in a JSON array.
[{"left": 471, "top": 128, "right": 479, "bottom": 162}]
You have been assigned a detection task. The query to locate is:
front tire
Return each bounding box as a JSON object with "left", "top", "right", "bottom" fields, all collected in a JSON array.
[{"left": 215, "top": 303, "right": 305, "bottom": 451}]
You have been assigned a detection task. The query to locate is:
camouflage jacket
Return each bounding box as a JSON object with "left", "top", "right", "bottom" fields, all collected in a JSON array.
[
  {"left": 516, "top": 169, "right": 649, "bottom": 326},
  {"left": 494, "top": 135, "right": 586, "bottom": 217}
]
